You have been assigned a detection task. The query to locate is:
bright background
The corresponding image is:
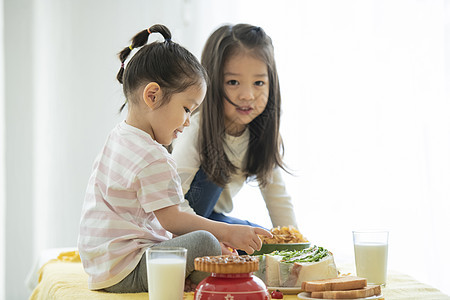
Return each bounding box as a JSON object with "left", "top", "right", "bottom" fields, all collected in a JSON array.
[{"left": 1, "top": 0, "right": 449, "bottom": 299}]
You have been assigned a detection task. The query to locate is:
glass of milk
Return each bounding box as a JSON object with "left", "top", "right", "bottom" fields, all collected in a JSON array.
[
  {"left": 146, "top": 247, "right": 187, "bottom": 300},
  {"left": 353, "top": 231, "right": 389, "bottom": 286}
]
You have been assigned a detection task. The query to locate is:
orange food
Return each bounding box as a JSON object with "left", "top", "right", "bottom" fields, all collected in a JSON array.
[{"left": 259, "top": 226, "right": 308, "bottom": 244}]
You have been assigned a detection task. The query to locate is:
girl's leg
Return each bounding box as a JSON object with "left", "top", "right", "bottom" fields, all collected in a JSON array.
[
  {"left": 103, "top": 253, "right": 148, "bottom": 293},
  {"left": 157, "top": 230, "right": 221, "bottom": 283},
  {"left": 103, "top": 230, "right": 221, "bottom": 293},
  {"left": 185, "top": 167, "right": 223, "bottom": 217}
]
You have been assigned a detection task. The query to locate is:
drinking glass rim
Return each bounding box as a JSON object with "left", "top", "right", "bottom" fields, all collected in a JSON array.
[
  {"left": 352, "top": 230, "right": 389, "bottom": 234},
  {"left": 147, "top": 246, "right": 187, "bottom": 253}
]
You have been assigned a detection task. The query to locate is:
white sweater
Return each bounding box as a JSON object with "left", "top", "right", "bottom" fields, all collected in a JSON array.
[{"left": 172, "top": 113, "right": 298, "bottom": 227}]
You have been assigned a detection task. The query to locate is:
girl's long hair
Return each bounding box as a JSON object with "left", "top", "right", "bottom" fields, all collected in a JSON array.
[{"left": 200, "top": 23, "right": 286, "bottom": 187}]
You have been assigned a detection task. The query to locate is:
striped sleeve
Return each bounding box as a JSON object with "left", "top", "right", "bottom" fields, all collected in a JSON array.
[{"left": 137, "top": 155, "right": 184, "bottom": 212}]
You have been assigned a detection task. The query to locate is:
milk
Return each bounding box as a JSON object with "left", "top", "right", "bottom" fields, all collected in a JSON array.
[
  {"left": 147, "top": 257, "right": 186, "bottom": 300},
  {"left": 354, "top": 242, "right": 388, "bottom": 285}
]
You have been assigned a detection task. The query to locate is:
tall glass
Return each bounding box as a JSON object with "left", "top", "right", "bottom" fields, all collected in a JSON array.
[
  {"left": 353, "top": 231, "right": 389, "bottom": 286},
  {"left": 146, "top": 247, "right": 187, "bottom": 300}
]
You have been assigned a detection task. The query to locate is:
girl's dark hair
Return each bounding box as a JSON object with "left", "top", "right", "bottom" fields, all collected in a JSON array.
[
  {"left": 200, "top": 23, "right": 286, "bottom": 187},
  {"left": 117, "top": 24, "right": 207, "bottom": 112}
]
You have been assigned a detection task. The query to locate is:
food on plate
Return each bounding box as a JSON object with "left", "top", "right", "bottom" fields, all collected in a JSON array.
[
  {"left": 194, "top": 255, "right": 259, "bottom": 274},
  {"left": 301, "top": 276, "right": 382, "bottom": 299},
  {"left": 259, "top": 225, "right": 308, "bottom": 244},
  {"left": 254, "top": 246, "right": 338, "bottom": 287},
  {"left": 301, "top": 276, "right": 367, "bottom": 292}
]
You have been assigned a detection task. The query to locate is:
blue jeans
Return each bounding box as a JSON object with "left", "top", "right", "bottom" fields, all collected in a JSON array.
[{"left": 185, "top": 167, "right": 264, "bottom": 228}]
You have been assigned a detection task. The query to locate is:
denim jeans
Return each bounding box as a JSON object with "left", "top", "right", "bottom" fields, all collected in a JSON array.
[{"left": 185, "top": 167, "right": 264, "bottom": 228}]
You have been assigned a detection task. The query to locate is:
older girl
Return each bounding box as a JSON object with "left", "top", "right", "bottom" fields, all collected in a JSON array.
[{"left": 172, "top": 24, "right": 298, "bottom": 229}]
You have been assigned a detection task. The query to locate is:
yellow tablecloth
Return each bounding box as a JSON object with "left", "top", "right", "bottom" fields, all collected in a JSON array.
[{"left": 29, "top": 251, "right": 450, "bottom": 300}]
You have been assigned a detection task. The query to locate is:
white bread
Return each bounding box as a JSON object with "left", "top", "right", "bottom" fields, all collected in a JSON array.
[
  {"left": 279, "top": 254, "right": 339, "bottom": 287},
  {"left": 301, "top": 276, "right": 367, "bottom": 292},
  {"left": 311, "top": 285, "right": 382, "bottom": 299},
  {"left": 264, "top": 254, "right": 283, "bottom": 286}
]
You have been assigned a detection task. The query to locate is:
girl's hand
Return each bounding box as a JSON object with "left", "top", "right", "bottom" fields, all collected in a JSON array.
[
  {"left": 227, "top": 226, "right": 272, "bottom": 254},
  {"left": 220, "top": 242, "right": 238, "bottom": 255}
]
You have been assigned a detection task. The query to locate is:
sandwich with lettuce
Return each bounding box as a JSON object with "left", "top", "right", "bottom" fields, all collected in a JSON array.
[{"left": 254, "top": 246, "right": 338, "bottom": 287}]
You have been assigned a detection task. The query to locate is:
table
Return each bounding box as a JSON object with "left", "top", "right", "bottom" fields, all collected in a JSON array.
[
  {"left": 29, "top": 251, "right": 450, "bottom": 300},
  {"left": 184, "top": 269, "right": 450, "bottom": 299}
]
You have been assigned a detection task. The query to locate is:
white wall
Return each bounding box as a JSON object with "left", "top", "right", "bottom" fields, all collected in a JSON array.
[
  {"left": 233, "top": 0, "right": 450, "bottom": 294},
  {"left": 4, "top": 0, "right": 35, "bottom": 299},
  {"left": 232, "top": 1, "right": 450, "bottom": 295},
  {"left": 0, "top": 0, "right": 5, "bottom": 297},
  {"left": 2, "top": 0, "right": 450, "bottom": 299}
]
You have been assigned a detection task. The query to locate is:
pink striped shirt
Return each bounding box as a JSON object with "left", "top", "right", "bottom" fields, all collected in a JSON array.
[{"left": 78, "top": 121, "right": 184, "bottom": 290}]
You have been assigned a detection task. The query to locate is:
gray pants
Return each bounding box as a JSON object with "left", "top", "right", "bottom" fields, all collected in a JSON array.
[{"left": 103, "top": 230, "right": 221, "bottom": 293}]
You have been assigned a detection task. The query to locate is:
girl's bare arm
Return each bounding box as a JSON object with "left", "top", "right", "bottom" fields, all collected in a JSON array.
[{"left": 154, "top": 204, "right": 271, "bottom": 254}]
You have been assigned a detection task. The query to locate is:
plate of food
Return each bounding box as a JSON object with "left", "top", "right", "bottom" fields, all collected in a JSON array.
[{"left": 254, "top": 226, "right": 310, "bottom": 255}]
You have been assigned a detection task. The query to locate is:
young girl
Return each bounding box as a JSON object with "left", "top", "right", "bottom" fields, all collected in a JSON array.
[
  {"left": 172, "top": 23, "right": 298, "bottom": 229},
  {"left": 77, "top": 24, "right": 270, "bottom": 293}
]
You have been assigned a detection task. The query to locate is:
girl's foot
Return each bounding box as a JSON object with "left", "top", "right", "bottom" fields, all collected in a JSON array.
[{"left": 184, "top": 277, "right": 197, "bottom": 292}]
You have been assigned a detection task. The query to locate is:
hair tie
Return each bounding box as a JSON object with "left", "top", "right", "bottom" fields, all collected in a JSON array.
[
  {"left": 147, "top": 28, "right": 151, "bottom": 34},
  {"left": 121, "top": 62, "right": 124, "bottom": 68},
  {"left": 128, "top": 45, "right": 133, "bottom": 50},
  {"left": 165, "top": 38, "right": 171, "bottom": 43}
]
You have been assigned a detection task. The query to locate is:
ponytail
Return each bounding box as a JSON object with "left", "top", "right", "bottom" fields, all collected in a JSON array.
[
  {"left": 117, "top": 25, "right": 172, "bottom": 84},
  {"left": 115, "top": 24, "right": 207, "bottom": 113}
]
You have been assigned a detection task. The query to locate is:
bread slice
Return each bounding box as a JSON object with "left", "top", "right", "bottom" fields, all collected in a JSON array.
[
  {"left": 265, "top": 254, "right": 283, "bottom": 286},
  {"left": 279, "top": 254, "right": 339, "bottom": 287},
  {"left": 311, "top": 285, "right": 382, "bottom": 299},
  {"left": 302, "top": 276, "right": 367, "bottom": 292}
]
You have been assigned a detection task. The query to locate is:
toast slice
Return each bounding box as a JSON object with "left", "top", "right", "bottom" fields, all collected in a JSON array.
[
  {"left": 310, "top": 285, "right": 382, "bottom": 299},
  {"left": 301, "top": 276, "right": 367, "bottom": 292}
]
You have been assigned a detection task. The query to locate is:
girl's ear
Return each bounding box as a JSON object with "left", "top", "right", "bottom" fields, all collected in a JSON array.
[{"left": 142, "top": 82, "right": 162, "bottom": 109}]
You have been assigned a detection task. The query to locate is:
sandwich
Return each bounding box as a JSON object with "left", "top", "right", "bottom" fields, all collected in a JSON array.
[{"left": 254, "top": 246, "right": 339, "bottom": 287}]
